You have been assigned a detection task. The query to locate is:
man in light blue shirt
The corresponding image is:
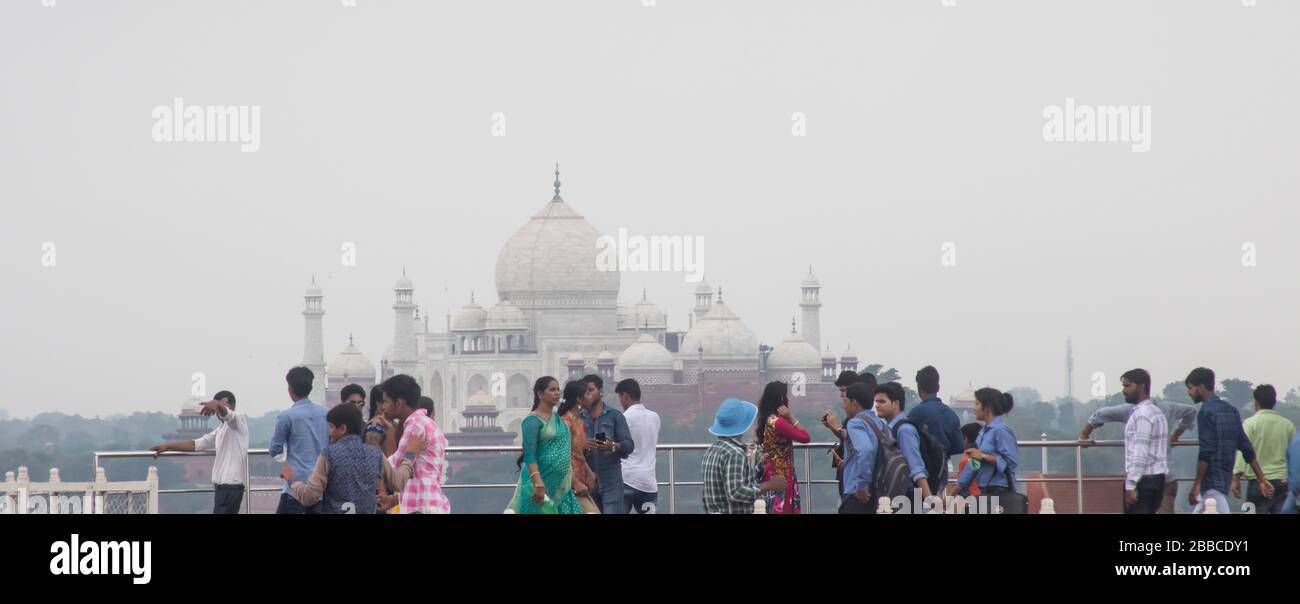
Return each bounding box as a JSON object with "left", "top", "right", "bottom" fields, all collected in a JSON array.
[
  {"left": 269, "top": 366, "right": 329, "bottom": 514},
  {"left": 840, "top": 382, "right": 882, "bottom": 514},
  {"left": 874, "top": 381, "right": 932, "bottom": 502},
  {"left": 1282, "top": 434, "right": 1300, "bottom": 514}
]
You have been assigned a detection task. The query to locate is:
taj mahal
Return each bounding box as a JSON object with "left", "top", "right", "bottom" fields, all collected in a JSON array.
[{"left": 298, "top": 167, "right": 860, "bottom": 439}]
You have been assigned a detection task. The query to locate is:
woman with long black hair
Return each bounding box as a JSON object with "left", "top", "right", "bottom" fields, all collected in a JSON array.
[
  {"left": 755, "top": 381, "right": 811, "bottom": 513},
  {"left": 557, "top": 381, "right": 599, "bottom": 513},
  {"left": 952, "top": 387, "right": 1024, "bottom": 513},
  {"left": 507, "top": 376, "right": 581, "bottom": 514}
]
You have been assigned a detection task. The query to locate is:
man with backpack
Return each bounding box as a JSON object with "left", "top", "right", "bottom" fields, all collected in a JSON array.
[
  {"left": 873, "top": 382, "right": 942, "bottom": 506},
  {"left": 906, "top": 366, "right": 963, "bottom": 491},
  {"left": 839, "top": 382, "right": 883, "bottom": 514}
]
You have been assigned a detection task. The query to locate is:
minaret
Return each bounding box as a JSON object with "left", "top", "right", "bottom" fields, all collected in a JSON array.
[
  {"left": 693, "top": 277, "right": 713, "bottom": 325},
  {"left": 800, "top": 266, "right": 822, "bottom": 351},
  {"left": 302, "top": 276, "right": 326, "bottom": 388},
  {"left": 390, "top": 269, "right": 417, "bottom": 378},
  {"left": 1065, "top": 336, "right": 1074, "bottom": 400}
]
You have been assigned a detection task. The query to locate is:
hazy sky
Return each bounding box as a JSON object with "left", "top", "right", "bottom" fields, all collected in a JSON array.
[{"left": 2, "top": 0, "right": 1297, "bottom": 418}]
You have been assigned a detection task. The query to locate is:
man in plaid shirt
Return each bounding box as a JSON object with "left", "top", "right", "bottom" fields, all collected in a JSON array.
[
  {"left": 1121, "top": 369, "right": 1168, "bottom": 514},
  {"left": 382, "top": 374, "right": 450, "bottom": 514},
  {"left": 701, "top": 398, "right": 785, "bottom": 514}
]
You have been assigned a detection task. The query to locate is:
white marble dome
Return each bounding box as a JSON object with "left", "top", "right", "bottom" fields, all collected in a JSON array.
[
  {"left": 495, "top": 198, "right": 619, "bottom": 304},
  {"left": 769, "top": 329, "right": 822, "bottom": 370},
  {"left": 631, "top": 298, "right": 667, "bottom": 329},
  {"left": 680, "top": 300, "right": 759, "bottom": 359},
  {"left": 330, "top": 341, "right": 376, "bottom": 380},
  {"left": 452, "top": 300, "right": 487, "bottom": 331},
  {"left": 305, "top": 281, "right": 322, "bottom": 297},
  {"left": 618, "top": 333, "right": 674, "bottom": 370},
  {"left": 802, "top": 269, "right": 820, "bottom": 288},
  {"left": 485, "top": 300, "right": 527, "bottom": 330}
]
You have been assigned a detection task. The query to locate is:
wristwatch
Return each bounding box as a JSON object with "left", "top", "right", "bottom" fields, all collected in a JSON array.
[{"left": 402, "top": 451, "right": 416, "bottom": 464}]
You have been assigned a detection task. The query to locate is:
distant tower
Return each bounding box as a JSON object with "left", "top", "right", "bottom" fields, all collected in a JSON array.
[
  {"left": 302, "top": 277, "right": 326, "bottom": 386},
  {"left": 390, "top": 270, "right": 418, "bottom": 378},
  {"left": 1065, "top": 336, "right": 1074, "bottom": 400},
  {"left": 800, "top": 266, "right": 822, "bottom": 351},
  {"left": 693, "top": 277, "right": 713, "bottom": 326}
]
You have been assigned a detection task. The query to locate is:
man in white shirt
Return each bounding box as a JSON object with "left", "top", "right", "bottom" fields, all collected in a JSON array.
[
  {"left": 616, "top": 379, "right": 660, "bottom": 514},
  {"left": 1120, "top": 370, "right": 1169, "bottom": 514},
  {"left": 151, "top": 390, "right": 249, "bottom": 513}
]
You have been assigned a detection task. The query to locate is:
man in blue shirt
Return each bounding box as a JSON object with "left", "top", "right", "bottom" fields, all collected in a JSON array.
[
  {"left": 905, "top": 366, "right": 962, "bottom": 492},
  {"left": 874, "top": 381, "right": 933, "bottom": 504},
  {"left": 269, "top": 366, "right": 329, "bottom": 514},
  {"left": 839, "top": 382, "right": 882, "bottom": 514},
  {"left": 1184, "top": 367, "right": 1273, "bottom": 513},
  {"left": 1283, "top": 434, "right": 1300, "bottom": 514},
  {"left": 578, "top": 374, "right": 634, "bottom": 514}
]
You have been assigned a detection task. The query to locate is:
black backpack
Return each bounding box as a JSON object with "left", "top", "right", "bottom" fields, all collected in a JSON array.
[
  {"left": 861, "top": 416, "right": 914, "bottom": 505},
  {"left": 892, "top": 419, "right": 947, "bottom": 496}
]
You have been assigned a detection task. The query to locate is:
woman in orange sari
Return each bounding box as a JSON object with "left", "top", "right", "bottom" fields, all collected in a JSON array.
[{"left": 558, "top": 380, "right": 600, "bottom": 513}]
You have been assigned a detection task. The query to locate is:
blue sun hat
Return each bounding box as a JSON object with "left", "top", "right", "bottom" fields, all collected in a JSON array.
[{"left": 708, "top": 397, "right": 758, "bottom": 437}]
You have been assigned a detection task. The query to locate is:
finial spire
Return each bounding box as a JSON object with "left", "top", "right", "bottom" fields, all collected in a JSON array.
[
  {"left": 349, "top": 332, "right": 354, "bottom": 346},
  {"left": 471, "top": 290, "right": 475, "bottom": 304},
  {"left": 311, "top": 274, "right": 316, "bottom": 285},
  {"left": 642, "top": 287, "right": 647, "bottom": 302},
  {"left": 717, "top": 286, "right": 723, "bottom": 302},
  {"left": 552, "top": 162, "right": 563, "bottom": 202},
  {"left": 402, "top": 266, "right": 407, "bottom": 277},
  {"left": 791, "top": 317, "right": 797, "bottom": 333}
]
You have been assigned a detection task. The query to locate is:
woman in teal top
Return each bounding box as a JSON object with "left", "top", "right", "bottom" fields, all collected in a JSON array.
[{"left": 508, "top": 376, "right": 582, "bottom": 514}]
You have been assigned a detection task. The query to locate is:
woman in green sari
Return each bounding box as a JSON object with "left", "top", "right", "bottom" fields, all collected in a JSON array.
[{"left": 509, "top": 376, "right": 582, "bottom": 514}]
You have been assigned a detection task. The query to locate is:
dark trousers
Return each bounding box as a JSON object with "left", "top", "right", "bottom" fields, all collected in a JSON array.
[
  {"left": 213, "top": 484, "right": 245, "bottom": 514},
  {"left": 838, "top": 494, "right": 876, "bottom": 514},
  {"left": 623, "top": 485, "right": 658, "bottom": 514},
  {"left": 275, "top": 492, "right": 322, "bottom": 514},
  {"left": 1124, "top": 475, "right": 1166, "bottom": 515},
  {"left": 1247, "top": 479, "right": 1289, "bottom": 514}
]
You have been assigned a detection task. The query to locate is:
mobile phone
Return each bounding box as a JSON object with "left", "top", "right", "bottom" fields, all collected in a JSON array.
[{"left": 594, "top": 432, "right": 607, "bottom": 442}]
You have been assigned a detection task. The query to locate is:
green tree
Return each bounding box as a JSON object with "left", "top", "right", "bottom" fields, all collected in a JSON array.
[
  {"left": 1220, "top": 378, "right": 1254, "bottom": 409},
  {"left": 858, "top": 364, "right": 900, "bottom": 384},
  {"left": 1161, "top": 381, "right": 1192, "bottom": 404}
]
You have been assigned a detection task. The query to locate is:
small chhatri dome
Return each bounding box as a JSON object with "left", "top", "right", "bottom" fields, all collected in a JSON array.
[
  {"left": 694, "top": 277, "right": 713, "bottom": 295},
  {"left": 452, "top": 297, "right": 487, "bottom": 331},
  {"left": 618, "top": 332, "right": 674, "bottom": 370},
  {"left": 395, "top": 268, "right": 413, "bottom": 290},
  {"left": 567, "top": 352, "right": 586, "bottom": 364},
  {"left": 841, "top": 343, "right": 858, "bottom": 361},
  {"left": 598, "top": 349, "right": 616, "bottom": 363},
  {"left": 330, "top": 336, "right": 376, "bottom": 379},
  {"left": 305, "top": 275, "right": 322, "bottom": 297},
  {"left": 802, "top": 265, "right": 820, "bottom": 288},
  {"left": 768, "top": 326, "right": 821, "bottom": 370},
  {"left": 631, "top": 292, "right": 667, "bottom": 329},
  {"left": 485, "top": 300, "right": 527, "bottom": 330},
  {"left": 821, "top": 345, "right": 837, "bottom": 362}
]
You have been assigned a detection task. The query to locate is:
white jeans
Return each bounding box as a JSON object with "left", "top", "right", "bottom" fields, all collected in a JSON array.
[{"left": 1192, "top": 488, "right": 1231, "bottom": 514}]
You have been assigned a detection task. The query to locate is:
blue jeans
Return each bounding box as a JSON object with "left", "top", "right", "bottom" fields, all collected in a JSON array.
[{"left": 592, "top": 481, "right": 626, "bottom": 515}]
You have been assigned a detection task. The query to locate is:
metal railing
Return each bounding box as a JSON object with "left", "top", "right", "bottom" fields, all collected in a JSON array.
[{"left": 94, "top": 439, "right": 1198, "bottom": 514}]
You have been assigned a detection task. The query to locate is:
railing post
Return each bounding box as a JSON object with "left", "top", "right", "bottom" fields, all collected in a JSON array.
[
  {"left": 17, "top": 466, "right": 29, "bottom": 515},
  {"left": 147, "top": 467, "right": 159, "bottom": 514},
  {"left": 1075, "top": 442, "right": 1084, "bottom": 514},
  {"left": 803, "top": 447, "right": 812, "bottom": 514},
  {"left": 667, "top": 448, "right": 676, "bottom": 515}
]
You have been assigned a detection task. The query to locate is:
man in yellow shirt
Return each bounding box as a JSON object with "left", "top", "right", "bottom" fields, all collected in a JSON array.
[{"left": 1233, "top": 385, "right": 1296, "bottom": 514}]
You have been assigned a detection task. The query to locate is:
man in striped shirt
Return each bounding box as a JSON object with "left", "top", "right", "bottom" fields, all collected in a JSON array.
[
  {"left": 1121, "top": 369, "right": 1168, "bottom": 514},
  {"left": 381, "top": 374, "right": 450, "bottom": 514}
]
